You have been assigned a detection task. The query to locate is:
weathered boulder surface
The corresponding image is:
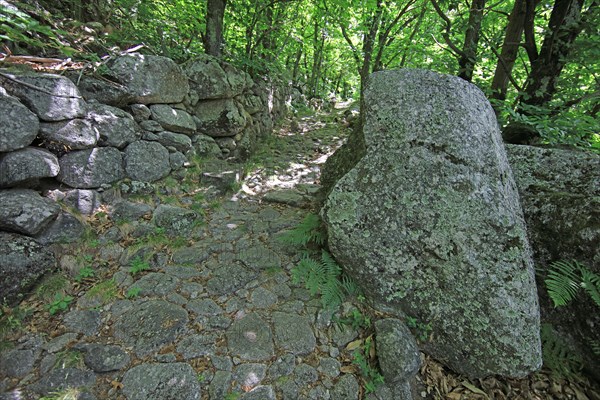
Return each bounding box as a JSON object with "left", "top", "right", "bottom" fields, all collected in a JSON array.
[
  {"left": 0, "top": 88, "right": 39, "bottom": 152},
  {"left": 0, "top": 147, "right": 60, "bottom": 187},
  {"left": 186, "top": 54, "right": 249, "bottom": 100},
  {"left": 149, "top": 104, "right": 195, "bottom": 135},
  {"left": 107, "top": 54, "right": 189, "bottom": 104},
  {"left": 194, "top": 98, "right": 247, "bottom": 137},
  {"left": 68, "top": 73, "right": 135, "bottom": 106},
  {"left": 39, "top": 119, "right": 98, "bottom": 150},
  {"left": 34, "top": 211, "right": 85, "bottom": 245},
  {"left": 1, "top": 71, "right": 86, "bottom": 121},
  {"left": 507, "top": 144, "right": 600, "bottom": 378},
  {"left": 375, "top": 319, "right": 420, "bottom": 384},
  {"left": 0, "top": 189, "right": 60, "bottom": 235},
  {"left": 124, "top": 141, "right": 171, "bottom": 182},
  {"left": 322, "top": 69, "right": 541, "bottom": 378},
  {"left": 0, "top": 231, "right": 56, "bottom": 304},
  {"left": 57, "top": 147, "right": 125, "bottom": 188},
  {"left": 87, "top": 103, "right": 140, "bottom": 148}
]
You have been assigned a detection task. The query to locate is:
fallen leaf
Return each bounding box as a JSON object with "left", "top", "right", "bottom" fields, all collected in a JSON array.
[
  {"left": 110, "top": 380, "right": 123, "bottom": 390},
  {"left": 462, "top": 381, "right": 489, "bottom": 399},
  {"left": 345, "top": 338, "right": 363, "bottom": 351}
]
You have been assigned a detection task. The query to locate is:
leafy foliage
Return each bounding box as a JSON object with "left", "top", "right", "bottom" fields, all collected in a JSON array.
[
  {"left": 46, "top": 293, "right": 74, "bottom": 315},
  {"left": 351, "top": 336, "right": 385, "bottom": 394},
  {"left": 278, "top": 213, "right": 325, "bottom": 247},
  {"left": 405, "top": 315, "right": 433, "bottom": 342},
  {"left": 129, "top": 257, "right": 151, "bottom": 276},
  {"left": 545, "top": 260, "right": 600, "bottom": 308},
  {"left": 540, "top": 323, "right": 583, "bottom": 379},
  {"left": 292, "top": 250, "right": 357, "bottom": 310}
]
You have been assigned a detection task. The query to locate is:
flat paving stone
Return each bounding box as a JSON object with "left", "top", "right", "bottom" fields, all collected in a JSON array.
[
  {"left": 131, "top": 272, "right": 180, "bottom": 296},
  {"left": 63, "top": 310, "right": 102, "bottom": 336},
  {"left": 272, "top": 312, "right": 316, "bottom": 355},
  {"left": 75, "top": 343, "right": 130, "bottom": 372},
  {"left": 121, "top": 362, "right": 201, "bottom": 400},
  {"left": 113, "top": 300, "right": 188, "bottom": 357},
  {"left": 227, "top": 313, "right": 274, "bottom": 361},
  {"left": 207, "top": 263, "right": 256, "bottom": 295}
]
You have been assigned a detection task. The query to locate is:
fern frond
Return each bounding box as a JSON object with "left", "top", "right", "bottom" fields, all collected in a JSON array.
[
  {"left": 321, "top": 251, "right": 341, "bottom": 278},
  {"left": 292, "top": 256, "right": 323, "bottom": 296},
  {"left": 541, "top": 323, "right": 583, "bottom": 379},
  {"left": 545, "top": 261, "right": 581, "bottom": 307},
  {"left": 278, "top": 213, "right": 324, "bottom": 247},
  {"left": 589, "top": 339, "right": 600, "bottom": 356},
  {"left": 580, "top": 268, "right": 600, "bottom": 308},
  {"left": 341, "top": 275, "right": 360, "bottom": 296},
  {"left": 321, "top": 280, "right": 344, "bottom": 310}
]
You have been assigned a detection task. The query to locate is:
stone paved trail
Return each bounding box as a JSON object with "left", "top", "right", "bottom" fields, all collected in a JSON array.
[{"left": 1, "top": 106, "right": 387, "bottom": 400}]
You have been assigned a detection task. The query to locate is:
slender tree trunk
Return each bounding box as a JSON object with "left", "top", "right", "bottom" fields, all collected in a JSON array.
[
  {"left": 490, "top": 0, "right": 527, "bottom": 101},
  {"left": 458, "top": 0, "right": 486, "bottom": 82},
  {"left": 204, "top": 0, "right": 227, "bottom": 58},
  {"left": 520, "top": 0, "right": 585, "bottom": 107}
]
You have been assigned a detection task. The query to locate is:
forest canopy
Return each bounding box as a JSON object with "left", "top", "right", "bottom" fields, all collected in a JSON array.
[{"left": 1, "top": 0, "right": 599, "bottom": 150}]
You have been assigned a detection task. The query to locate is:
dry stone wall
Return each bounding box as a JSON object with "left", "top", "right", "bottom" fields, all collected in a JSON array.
[{"left": 0, "top": 53, "right": 289, "bottom": 304}]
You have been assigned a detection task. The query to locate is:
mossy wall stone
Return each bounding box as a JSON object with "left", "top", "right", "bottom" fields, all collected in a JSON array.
[{"left": 322, "top": 69, "right": 541, "bottom": 378}]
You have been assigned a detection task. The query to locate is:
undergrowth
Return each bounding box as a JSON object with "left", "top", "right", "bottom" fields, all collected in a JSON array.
[
  {"left": 279, "top": 213, "right": 358, "bottom": 310},
  {"left": 542, "top": 260, "right": 600, "bottom": 379}
]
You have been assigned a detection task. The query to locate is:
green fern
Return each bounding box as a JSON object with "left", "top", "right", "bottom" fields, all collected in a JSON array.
[
  {"left": 292, "top": 250, "right": 353, "bottom": 310},
  {"left": 545, "top": 260, "right": 600, "bottom": 307},
  {"left": 541, "top": 323, "right": 583, "bottom": 379},
  {"left": 580, "top": 267, "right": 600, "bottom": 307},
  {"left": 278, "top": 213, "right": 325, "bottom": 247}
]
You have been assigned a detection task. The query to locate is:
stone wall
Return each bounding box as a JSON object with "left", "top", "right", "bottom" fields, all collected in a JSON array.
[{"left": 0, "top": 53, "right": 288, "bottom": 304}]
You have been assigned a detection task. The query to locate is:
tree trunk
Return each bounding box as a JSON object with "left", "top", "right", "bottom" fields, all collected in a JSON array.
[
  {"left": 204, "top": 0, "right": 227, "bottom": 58},
  {"left": 520, "top": 0, "right": 585, "bottom": 108},
  {"left": 458, "top": 0, "right": 486, "bottom": 82},
  {"left": 490, "top": 0, "right": 527, "bottom": 101}
]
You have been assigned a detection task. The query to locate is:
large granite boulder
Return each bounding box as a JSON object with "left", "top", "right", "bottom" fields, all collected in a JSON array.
[
  {"left": 322, "top": 69, "right": 541, "bottom": 378},
  {"left": 149, "top": 104, "right": 196, "bottom": 135},
  {"left": 1, "top": 70, "right": 86, "bottom": 121},
  {"left": 57, "top": 147, "right": 125, "bottom": 188},
  {"left": 107, "top": 54, "right": 189, "bottom": 104},
  {"left": 39, "top": 119, "right": 99, "bottom": 150},
  {"left": 124, "top": 140, "right": 171, "bottom": 182},
  {"left": 0, "top": 147, "right": 60, "bottom": 187},
  {"left": 87, "top": 103, "right": 140, "bottom": 148},
  {"left": 193, "top": 98, "right": 247, "bottom": 137},
  {"left": 68, "top": 72, "right": 135, "bottom": 106},
  {"left": 0, "top": 87, "right": 39, "bottom": 152},
  {"left": 507, "top": 144, "right": 600, "bottom": 378},
  {"left": 186, "top": 54, "right": 249, "bottom": 100},
  {"left": 0, "top": 189, "right": 60, "bottom": 235},
  {"left": 0, "top": 232, "right": 56, "bottom": 305}
]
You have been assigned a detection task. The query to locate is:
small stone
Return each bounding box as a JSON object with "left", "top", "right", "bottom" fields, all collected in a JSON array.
[
  {"left": 76, "top": 344, "right": 130, "bottom": 372},
  {"left": 250, "top": 287, "right": 278, "bottom": 308},
  {"left": 294, "top": 363, "right": 318, "bottom": 386},
  {"left": 0, "top": 348, "right": 37, "bottom": 377},
  {"left": 187, "top": 298, "right": 223, "bottom": 316},
  {"left": 318, "top": 357, "right": 341, "bottom": 378},
  {"left": 241, "top": 385, "right": 276, "bottom": 400},
  {"left": 234, "top": 363, "right": 267, "bottom": 389},
  {"left": 331, "top": 374, "right": 359, "bottom": 400},
  {"left": 176, "top": 334, "right": 218, "bottom": 360},
  {"left": 272, "top": 312, "right": 316, "bottom": 355},
  {"left": 63, "top": 310, "right": 102, "bottom": 336},
  {"left": 209, "top": 370, "right": 232, "bottom": 400},
  {"left": 43, "top": 333, "right": 79, "bottom": 353}
]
